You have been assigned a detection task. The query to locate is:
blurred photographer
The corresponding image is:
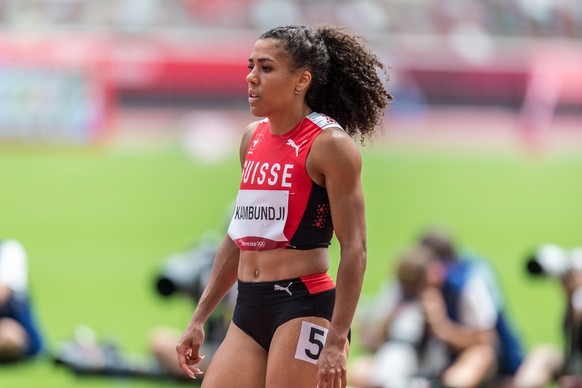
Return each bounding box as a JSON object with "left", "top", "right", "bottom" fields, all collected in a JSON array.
[
  {"left": 0, "top": 238, "right": 43, "bottom": 362},
  {"left": 418, "top": 227, "right": 524, "bottom": 388},
  {"left": 350, "top": 245, "right": 449, "bottom": 388},
  {"left": 514, "top": 244, "right": 582, "bottom": 388},
  {"left": 351, "top": 228, "right": 525, "bottom": 387}
]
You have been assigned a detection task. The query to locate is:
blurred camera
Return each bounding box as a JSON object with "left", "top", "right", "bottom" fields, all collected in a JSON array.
[
  {"left": 155, "top": 240, "right": 217, "bottom": 301},
  {"left": 526, "top": 244, "right": 582, "bottom": 278}
]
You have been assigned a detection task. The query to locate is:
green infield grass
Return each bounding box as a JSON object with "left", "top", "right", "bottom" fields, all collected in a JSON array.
[{"left": 0, "top": 139, "right": 580, "bottom": 387}]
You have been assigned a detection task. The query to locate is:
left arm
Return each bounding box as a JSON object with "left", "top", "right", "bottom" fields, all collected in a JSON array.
[{"left": 309, "top": 128, "right": 367, "bottom": 388}]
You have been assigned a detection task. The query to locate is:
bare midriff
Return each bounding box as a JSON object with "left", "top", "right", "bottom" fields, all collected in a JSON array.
[{"left": 238, "top": 248, "right": 329, "bottom": 282}]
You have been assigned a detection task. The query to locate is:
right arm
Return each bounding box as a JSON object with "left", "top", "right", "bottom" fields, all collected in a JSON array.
[
  {"left": 176, "top": 235, "right": 240, "bottom": 378},
  {"left": 176, "top": 121, "right": 259, "bottom": 378}
]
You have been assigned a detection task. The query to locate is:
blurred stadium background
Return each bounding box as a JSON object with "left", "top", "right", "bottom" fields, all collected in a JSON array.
[{"left": 1, "top": 0, "right": 581, "bottom": 386}]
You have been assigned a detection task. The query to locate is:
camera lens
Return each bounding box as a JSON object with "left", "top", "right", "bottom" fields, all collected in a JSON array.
[
  {"left": 526, "top": 259, "right": 544, "bottom": 275},
  {"left": 156, "top": 277, "right": 176, "bottom": 296}
]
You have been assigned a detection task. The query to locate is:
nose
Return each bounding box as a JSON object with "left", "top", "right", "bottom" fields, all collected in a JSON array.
[{"left": 246, "top": 68, "right": 258, "bottom": 85}]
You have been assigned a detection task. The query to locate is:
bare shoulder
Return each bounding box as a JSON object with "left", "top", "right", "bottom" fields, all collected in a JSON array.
[
  {"left": 244, "top": 120, "right": 262, "bottom": 136},
  {"left": 241, "top": 120, "right": 261, "bottom": 145},
  {"left": 312, "top": 127, "right": 362, "bottom": 165},
  {"left": 239, "top": 120, "right": 262, "bottom": 166},
  {"left": 308, "top": 127, "right": 362, "bottom": 185}
]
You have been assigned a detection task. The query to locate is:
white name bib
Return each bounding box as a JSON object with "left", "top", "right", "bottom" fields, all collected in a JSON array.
[{"left": 228, "top": 189, "right": 289, "bottom": 250}]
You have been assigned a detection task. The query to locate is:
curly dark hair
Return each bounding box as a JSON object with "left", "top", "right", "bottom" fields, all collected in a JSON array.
[{"left": 259, "top": 24, "right": 393, "bottom": 142}]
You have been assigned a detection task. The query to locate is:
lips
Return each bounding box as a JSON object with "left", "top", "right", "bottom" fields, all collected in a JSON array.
[{"left": 248, "top": 91, "right": 260, "bottom": 104}]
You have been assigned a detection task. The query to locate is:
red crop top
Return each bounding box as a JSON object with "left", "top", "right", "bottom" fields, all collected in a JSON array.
[{"left": 227, "top": 112, "right": 340, "bottom": 251}]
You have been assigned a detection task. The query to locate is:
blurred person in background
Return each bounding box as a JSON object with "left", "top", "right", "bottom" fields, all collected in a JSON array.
[
  {"left": 513, "top": 245, "right": 582, "bottom": 388},
  {"left": 517, "top": 44, "right": 582, "bottom": 156},
  {"left": 349, "top": 245, "right": 449, "bottom": 388},
  {"left": 0, "top": 238, "right": 43, "bottom": 362},
  {"left": 418, "top": 227, "right": 524, "bottom": 387},
  {"left": 175, "top": 24, "right": 392, "bottom": 388}
]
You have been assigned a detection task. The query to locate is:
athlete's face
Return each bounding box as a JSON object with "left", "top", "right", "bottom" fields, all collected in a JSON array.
[{"left": 246, "top": 38, "right": 302, "bottom": 117}]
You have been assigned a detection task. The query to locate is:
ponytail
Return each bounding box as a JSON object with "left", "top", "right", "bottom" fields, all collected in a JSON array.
[
  {"left": 259, "top": 24, "right": 392, "bottom": 142},
  {"left": 312, "top": 25, "right": 392, "bottom": 141}
]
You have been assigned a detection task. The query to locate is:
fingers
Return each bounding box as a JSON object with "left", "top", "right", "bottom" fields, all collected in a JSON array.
[
  {"left": 186, "top": 353, "right": 206, "bottom": 365},
  {"left": 177, "top": 350, "right": 196, "bottom": 379},
  {"left": 178, "top": 358, "right": 204, "bottom": 378},
  {"left": 317, "top": 373, "right": 326, "bottom": 388},
  {"left": 317, "top": 366, "right": 327, "bottom": 388},
  {"left": 317, "top": 365, "right": 346, "bottom": 388},
  {"left": 177, "top": 355, "right": 196, "bottom": 378},
  {"left": 176, "top": 345, "right": 205, "bottom": 379}
]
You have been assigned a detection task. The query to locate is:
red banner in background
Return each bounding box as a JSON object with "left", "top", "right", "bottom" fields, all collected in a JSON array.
[
  {"left": 2, "top": 32, "right": 578, "bottom": 145},
  {"left": 0, "top": 33, "right": 250, "bottom": 96},
  {"left": 0, "top": 33, "right": 252, "bottom": 144}
]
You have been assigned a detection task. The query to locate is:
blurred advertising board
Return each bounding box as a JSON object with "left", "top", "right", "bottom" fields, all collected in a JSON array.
[
  {"left": 0, "top": 33, "right": 250, "bottom": 145},
  {"left": 0, "top": 64, "right": 109, "bottom": 145}
]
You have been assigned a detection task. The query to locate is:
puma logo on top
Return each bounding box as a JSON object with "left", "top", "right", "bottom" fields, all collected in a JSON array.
[
  {"left": 286, "top": 139, "right": 307, "bottom": 157},
  {"left": 274, "top": 282, "right": 293, "bottom": 295}
]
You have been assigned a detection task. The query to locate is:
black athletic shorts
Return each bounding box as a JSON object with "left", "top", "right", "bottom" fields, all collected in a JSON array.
[{"left": 233, "top": 272, "right": 338, "bottom": 351}]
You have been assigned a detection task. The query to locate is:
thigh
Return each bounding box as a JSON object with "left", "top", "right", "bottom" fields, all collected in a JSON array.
[
  {"left": 266, "top": 316, "right": 348, "bottom": 388},
  {"left": 443, "top": 344, "right": 496, "bottom": 388},
  {"left": 202, "top": 322, "right": 267, "bottom": 388}
]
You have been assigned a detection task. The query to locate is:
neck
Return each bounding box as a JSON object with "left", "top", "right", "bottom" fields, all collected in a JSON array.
[{"left": 268, "top": 106, "right": 312, "bottom": 136}]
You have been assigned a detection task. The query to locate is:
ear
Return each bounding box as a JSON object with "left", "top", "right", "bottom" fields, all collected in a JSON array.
[{"left": 294, "top": 70, "right": 312, "bottom": 94}]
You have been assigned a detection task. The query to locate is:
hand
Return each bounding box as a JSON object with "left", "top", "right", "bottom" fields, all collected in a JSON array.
[
  {"left": 316, "top": 341, "right": 348, "bottom": 388},
  {"left": 175, "top": 322, "right": 206, "bottom": 379}
]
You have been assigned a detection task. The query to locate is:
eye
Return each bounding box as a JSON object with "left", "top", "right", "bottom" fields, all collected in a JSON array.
[
  {"left": 262, "top": 66, "right": 272, "bottom": 72},
  {"left": 247, "top": 64, "right": 254, "bottom": 72}
]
